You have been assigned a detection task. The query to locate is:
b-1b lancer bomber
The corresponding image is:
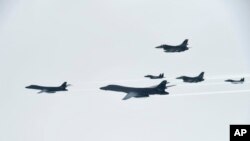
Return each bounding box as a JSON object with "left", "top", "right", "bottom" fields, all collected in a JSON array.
[
  {"left": 25, "top": 82, "right": 71, "bottom": 93},
  {"left": 145, "top": 73, "right": 164, "bottom": 79},
  {"left": 155, "top": 39, "right": 190, "bottom": 53},
  {"left": 100, "top": 80, "right": 175, "bottom": 100},
  {"left": 225, "top": 78, "right": 245, "bottom": 84},
  {"left": 176, "top": 72, "right": 205, "bottom": 83}
]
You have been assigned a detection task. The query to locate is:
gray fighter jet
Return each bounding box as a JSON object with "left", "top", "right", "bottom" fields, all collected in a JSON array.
[
  {"left": 225, "top": 78, "right": 244, "bottom": 84},
  {"left": 155, "top": 39, "right": 189, "bottom": 52},
  {"left": 176, "top": 72, "right": 204, "bottom": 83},
  {"left": 100, "top": 80, "right": 175, "bottom": 100},
  {"left": 145, "top": 73, "right": 164, "bottom": 79},
  {"left": 25, "top": 82, "right": 71, "bottom": 93}
]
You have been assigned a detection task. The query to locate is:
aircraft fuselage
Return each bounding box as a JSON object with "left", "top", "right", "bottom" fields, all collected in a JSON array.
[
  {"left": 25, "top": 85, "right": 68, "bottom": 93},
  {"left": 100, "top": 85, "right": 169, "bottom": 95},
  {"left": 177, "top": 76, "right": 204, "bottom": 83}
]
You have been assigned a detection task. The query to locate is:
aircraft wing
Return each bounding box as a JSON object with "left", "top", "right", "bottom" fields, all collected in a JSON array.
[
  {"left": 122, "top": 92, "right": 149, "bottom": 100},
  {"left": 38, "top": 89, "right": 56, "bottom": 94}
]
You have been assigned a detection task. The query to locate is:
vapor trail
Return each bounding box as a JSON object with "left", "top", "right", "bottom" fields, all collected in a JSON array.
[
  {"left": 81, "top": 74, "right": 250, "bottom": 84},
  {"left": 172, "top": 89, "right": 250, "bottom": 96}
]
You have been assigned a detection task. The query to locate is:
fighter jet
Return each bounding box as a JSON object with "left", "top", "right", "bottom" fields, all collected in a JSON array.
[
  {"left": 176, "top": 72, "right": 204, "bottom": 83},
  {"left": 25, "top": 82, "right": 71, "bottom": 93},
  {"left": 155, "top": 39, "right": 189, "bottom": 52},
  {"left": 225, "top": 78, "right": 245, "bottom": 84},
  {"left": 100, "top": 80, "right": 175, "bottom": 100},
  {"left": 145, "top": 73, "right": 164, "bottom": 79}
]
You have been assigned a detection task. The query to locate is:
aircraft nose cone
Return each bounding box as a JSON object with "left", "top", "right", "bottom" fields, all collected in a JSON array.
[
  {"left": 100, "top": 86, "right": 107, "bottom": 90},
  {"left": 25, "top": 86, "right": 31, "bottom": 88}
]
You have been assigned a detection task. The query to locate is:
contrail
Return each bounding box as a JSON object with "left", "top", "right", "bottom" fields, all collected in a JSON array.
[
  {"left": 68, "top": 75, "right": 250, "bottom": 93},
  {"left": 70, "top": 89, "right": 100, "bottom": 92},
  {"left": 70, "top": 85, "right": 250, "bottom": 94},
  {"left": 205, "top": 74, "right": 250, "bottom": 80},
  {"left": 172, "top": 89, "right": 250, "bottom": 96},
  {"left": 77, "top": 74, "right": 250, "bottom": 84},
  {"left": 176, "top": 81, "right": 250, "bottom": 87},
  {"left": 73, "top": 81, "right": 249, "bottom": 88},
  {"left": 70, "top": 80, "right": 250, "bottom": 92}
]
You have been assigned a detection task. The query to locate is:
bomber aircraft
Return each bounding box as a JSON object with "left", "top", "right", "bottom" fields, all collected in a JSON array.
[
  {"left": 26, "top": 82, "right": 71, "bottom": 93},
  {"left": 100, "top": 80, "right": 175, "bottom": 100}
]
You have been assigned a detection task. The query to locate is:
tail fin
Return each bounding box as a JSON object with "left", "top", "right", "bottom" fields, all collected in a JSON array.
[
  {"left": 198, "top": 72, "right": 204, "bottom": 79},
  {"left": 181, "top": 39, "right": 188, "bottom": 46},
  {"left": 60, "top": 82, "right": 67, "bottom": 88},
  {"left": 157, "top": 80, "right": 168, "bottom": 90},
  {"left": 241, "top": 78, "right": 245, "bottom": 82}
]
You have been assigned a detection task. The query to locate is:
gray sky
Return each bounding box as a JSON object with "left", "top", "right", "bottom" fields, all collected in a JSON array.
[{"left": 0, "top": 0, "right": 250, "bottom": 141}]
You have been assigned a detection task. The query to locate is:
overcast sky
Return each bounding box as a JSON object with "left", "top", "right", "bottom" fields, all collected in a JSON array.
[{"left": 0, "top": 0, "right": 250, "bottom": 141}]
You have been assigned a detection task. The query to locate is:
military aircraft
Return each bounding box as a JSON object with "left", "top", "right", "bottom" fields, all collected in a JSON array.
[
  {"left": 155, "top": 39, "right": 189, "bottom": 52},
  {"left": 225, "top": 78, "right": 245, "bottom": 84},
  {"left": 145, "top": 73, "right": 164, "bottom": 79},
  {"left": 25, "top": 82, "right": 71, "bottom": 93},
  {"left": 100, "top": 80, "right": 175, "bottom": 100},
  {"left": 176, "top": 72, "right": 204, "bottom": 83}
]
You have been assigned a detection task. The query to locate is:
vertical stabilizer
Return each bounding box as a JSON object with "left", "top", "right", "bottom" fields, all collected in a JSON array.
[
  {"left": 181, "top": 39, "right": 188, "bottom": 46},
  {"left": 198, "top": 72, "right": 204, "bottom": 79},
  {"left": 60, "top": 82, "right": 67, "bottom": 88}
]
